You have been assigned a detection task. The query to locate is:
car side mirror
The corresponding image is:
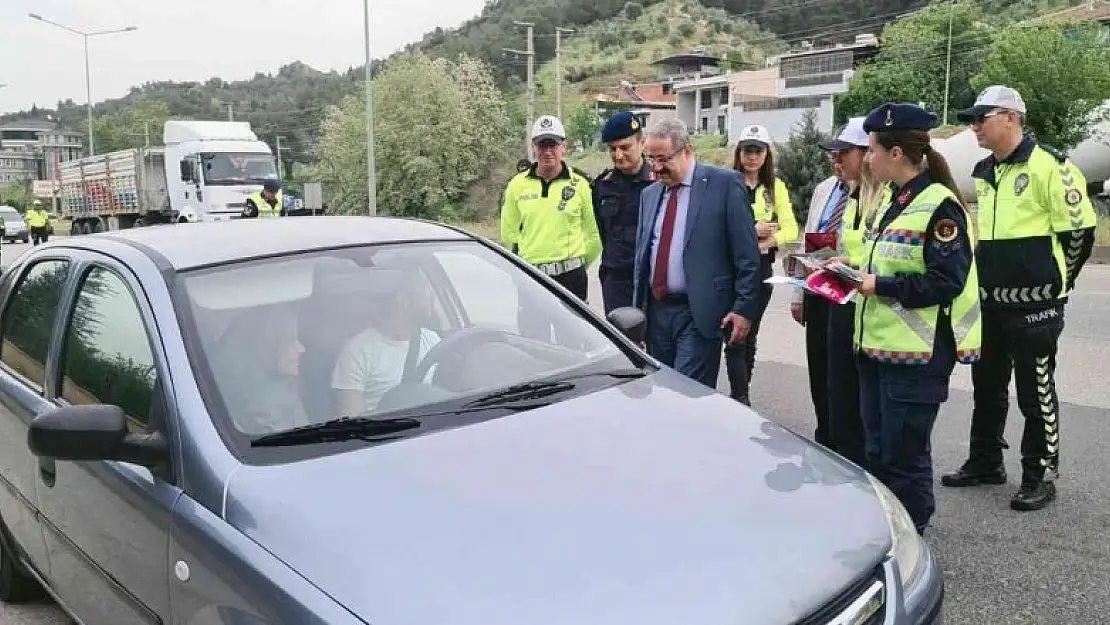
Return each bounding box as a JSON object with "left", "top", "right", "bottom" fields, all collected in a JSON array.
[
  {"left": 28, "top": 404, "right": 168, "bottom": 467},
  {"left": 607, "top": 306, "right": 647, "bottom": 344}
]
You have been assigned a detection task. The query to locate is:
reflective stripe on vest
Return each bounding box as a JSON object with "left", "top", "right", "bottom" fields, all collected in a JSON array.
[
  {"left": 249, "top": 192, "right": 282, "bottom": 218},
  {"left": 854, "top": 183, "right": 982, "bottom": 365}
]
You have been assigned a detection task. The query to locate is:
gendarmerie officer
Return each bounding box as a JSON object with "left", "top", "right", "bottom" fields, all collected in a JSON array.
[
  {"left": 847, "top": 102, "right": 983, "bottom": 535},
  {"left": 942, "top": 86, "right": 1098, "bottom": 511},
  {"left": 592, "top": 111, "right": 655, "bottom": 314}
]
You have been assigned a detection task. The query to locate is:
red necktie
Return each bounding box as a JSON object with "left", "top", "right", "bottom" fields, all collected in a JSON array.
[{"left": 652, "top": 185, "right": 681, "bottom": 301}]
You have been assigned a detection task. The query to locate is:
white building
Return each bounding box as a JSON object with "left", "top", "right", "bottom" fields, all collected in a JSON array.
[{"left": 671, "top": 34, "right": 880, "bottom": 144}]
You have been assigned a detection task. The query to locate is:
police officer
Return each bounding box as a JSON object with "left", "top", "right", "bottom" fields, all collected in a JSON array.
[
  {"left": 25, "top": 200, "right": 51, "bottom": 245},
  {"left": 846, "top": 102, "right": 982, "bottom": 535},
  {"left": 592, "top": 111, "right": 655, "bottom": 314},
  {"left": 942, "top": 86, "right": 1098, "bottom": 511},
  {"left": 500, "top": 114, "right": 602, "bottom": 304},
  {"left": 242, "top": 177, "right": 283, "bottom": 218}
]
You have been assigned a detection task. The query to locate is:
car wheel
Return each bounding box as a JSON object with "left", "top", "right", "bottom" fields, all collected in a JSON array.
[{"left": 0, "top": 524, "right": 42, "bottom": 603}]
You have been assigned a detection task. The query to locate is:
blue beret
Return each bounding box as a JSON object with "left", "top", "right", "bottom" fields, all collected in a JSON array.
[
  {"left": 862, "top": 102, "right": 939, "bottom": 133},
  {"left": 601, "top": 111, "right": 643, "bottom": 143}
]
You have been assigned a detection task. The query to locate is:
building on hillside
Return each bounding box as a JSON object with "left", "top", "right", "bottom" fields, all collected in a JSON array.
[
  {"left": 666, "top": 34, "right": 879, "bottom": 142},
  {"left": 592, "top": 81, "right": 677, "bottom": 139},
  {"left": 1023, "top": 0, "right": 1110, "bottom": 24},
  {"left": 0, "top": 118, "right": 84, "bottom": 185}
]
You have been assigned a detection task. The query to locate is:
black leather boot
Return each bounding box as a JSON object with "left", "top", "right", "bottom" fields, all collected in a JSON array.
[
  {"left": 940, "top": 460, "right": 1007, "bottom": 487},
  {"left": 1010, "top": 479, "right": 1057, "bottom": 511}
]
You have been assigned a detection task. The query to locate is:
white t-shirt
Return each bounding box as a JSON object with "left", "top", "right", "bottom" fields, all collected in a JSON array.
[{"left": 331, "top": 326, "right": 441, "bottom": 413}]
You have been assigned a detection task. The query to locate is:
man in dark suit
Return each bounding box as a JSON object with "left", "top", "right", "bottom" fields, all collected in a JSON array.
[{"left": 632, "top": 118, "right": 762, "bottom": 388}]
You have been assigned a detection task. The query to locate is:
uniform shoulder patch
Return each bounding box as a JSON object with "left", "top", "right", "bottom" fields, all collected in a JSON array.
[
  {"left": 571, "top": 166, "right": 591, "bottom": 180},
  {"left": 1038, "top": 142, "right": 1067, "bottom": 163},
  {"left": 1065, "top": 188, "right": 1083, "bottom": 205},
  {"left": 933, "top": 218, "right": 959, "bottom": 243},
  {"left": 593, "top": 168, "right": 613, "bottom": 183}
]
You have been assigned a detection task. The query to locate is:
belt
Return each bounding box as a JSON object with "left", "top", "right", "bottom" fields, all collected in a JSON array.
[{"left": 534, "top": 256, "right": 584, "bottom": 277}]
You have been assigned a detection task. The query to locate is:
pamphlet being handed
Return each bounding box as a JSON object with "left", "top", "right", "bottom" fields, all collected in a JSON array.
[{"left": 766, "top": 260, "right": 864, "bottom": 305}]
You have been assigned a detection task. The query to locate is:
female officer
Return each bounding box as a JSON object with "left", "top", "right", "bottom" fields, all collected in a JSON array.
[
  {"left": 727, "top": 124, "right": 799, "bottom": 406},
  {"left": 848, "top": 102, "right": 982, "bottom": 535},
  {"left": 821, "top": 117, "right": 893, "bottom": 469}
]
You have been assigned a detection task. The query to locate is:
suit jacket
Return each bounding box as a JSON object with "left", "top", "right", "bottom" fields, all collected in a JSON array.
[{"left": 632, "top": 162, "right": 761, "bottom": 339}]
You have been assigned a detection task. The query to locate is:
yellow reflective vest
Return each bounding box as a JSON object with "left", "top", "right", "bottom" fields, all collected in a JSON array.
[
  {"left": 854, "top": 183, "right": 982, "bottom": 365},
  {"left": 25, "top": 209, "right": 49, "bottom": 228},
  {"left": 973, "top": 139, "right": 1098, "bottom": 306},
  {"left": 840, "top": 183, "right": 895, "bottom": 268},
  {"left": 750, "top": 177, "right": 799, "bottom": 249},
  {"left": 500, "top": 163, "right": 602, "bottom": 267},
  {"left": 248, "top": 192, "right": 282, "bottom": 218}
]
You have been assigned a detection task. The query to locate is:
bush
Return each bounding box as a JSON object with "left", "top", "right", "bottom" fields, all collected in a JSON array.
[
  {"left": 668, "top": 33, "right": 684, "bottom": 47},
  {"left": 624, "top": 2, "right": 644, "bottom": 19},
  {"left": 677, "top": 22, "right": 697, "bottom": 38},
  {"left": 631, "top": 28, "right": 648, "bottom": 44}
]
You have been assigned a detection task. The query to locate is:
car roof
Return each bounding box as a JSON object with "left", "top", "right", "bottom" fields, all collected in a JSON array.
[{"left": 73, "top": 216, "right": 475, "bottom": 271}]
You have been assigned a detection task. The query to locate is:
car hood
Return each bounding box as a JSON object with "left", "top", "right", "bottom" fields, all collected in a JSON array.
[{"left": 225, "top": 369, "right": 893, "bottom": 625}]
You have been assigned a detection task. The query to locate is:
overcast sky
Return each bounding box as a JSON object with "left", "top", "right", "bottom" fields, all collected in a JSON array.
[{"left": 0, "top": 0, "right": 487, "bottom": 115}]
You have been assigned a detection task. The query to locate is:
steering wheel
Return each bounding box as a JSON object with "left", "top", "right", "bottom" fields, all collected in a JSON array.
[{"left": 410, "top": 326, "right": 509, "bottom": 383}]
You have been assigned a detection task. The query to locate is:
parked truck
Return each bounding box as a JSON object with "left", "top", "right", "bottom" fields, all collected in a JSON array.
[{"left": 59, "top": 120, "right": 279, "bottom": 234}]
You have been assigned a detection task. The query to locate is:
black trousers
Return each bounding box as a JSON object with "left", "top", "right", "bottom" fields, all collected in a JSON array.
[
  {"left": 724, "top": 255, "right": 773, "bottom": 405},
  {"left": 551, "top": 265, "right": 589, "bottom": 301},
  {"left": 968, "top": 305, "right": 1065, "bottom": 481},
  {"left": 599, "top": 265, "right": 634, "bottom": 315},
  {"left": 31, "top": 226, "right": 49, "bottom": 245},
  {"left": 827, "top": 300, "right": 866, "bottom": 468},
  {"left": 518, "top": 266, "right": 588, "bottom": 343},
  {"left": 803, "top": 294, "right": 833, "bottom": 446}
]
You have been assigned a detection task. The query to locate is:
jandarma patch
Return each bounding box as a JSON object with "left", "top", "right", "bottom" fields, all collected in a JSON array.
[{"left": 934, "top": 218, "right": 958, "bottom": 242}]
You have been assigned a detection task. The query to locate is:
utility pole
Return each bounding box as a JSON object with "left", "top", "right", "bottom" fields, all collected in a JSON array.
[
  {"left": 228, "top": 103, "right": 234, "bottom": 122},
  {"left": 942, "top": 0, "right": 955, "bottom": 126},
  {"left": 555, "top": 27, "right": 573, "bottom": 120},
  {"left": 144, "top": 122, "right": 150, "bottom": 148},
  {"left": 363, "top": 0, "right": 378, "bottom": 215},
  {"left": 504, "top": 21, "right": 535, "bottom": 161},
  {"left": 275, "top": 135, "right": 289, "bottom": 179}
]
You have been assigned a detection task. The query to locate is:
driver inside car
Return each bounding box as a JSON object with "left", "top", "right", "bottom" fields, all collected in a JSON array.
[{"left": 331, "top": 268, "right": 442, "bottom": 416}]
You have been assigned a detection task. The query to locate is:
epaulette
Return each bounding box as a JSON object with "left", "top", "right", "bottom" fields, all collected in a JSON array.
[
  {"left": 593, "top": 168, "right": 613, "bottom": 184},
  {"left": 1038, "top": 142, "right": 1067, "bottom": 163},
  {"left": 571, "top": 166, "right": 592, "bottom": 180}
]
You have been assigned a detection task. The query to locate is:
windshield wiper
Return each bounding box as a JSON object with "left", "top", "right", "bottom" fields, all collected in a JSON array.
[
  {"left": 250, "top": 416, "right": 421, "bottom": 448},
  {"left": 461, "top": 381, "right": 577, "bottom": 408}
]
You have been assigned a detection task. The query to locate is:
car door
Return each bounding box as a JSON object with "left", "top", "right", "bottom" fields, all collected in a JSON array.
[
  {"left": 35, "top": 256, "right": 179, "bottom": 623},
  {"left": 0, "top": 257, "right": 73, "bottom": 581}
]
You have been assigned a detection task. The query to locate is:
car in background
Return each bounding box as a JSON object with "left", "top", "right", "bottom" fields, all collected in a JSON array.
[
  {"left": 0, "top": 217, "right": 942, "bottom": 624},
  {"left": 0, "top": 205, "right": 28, "bottom": 244}
]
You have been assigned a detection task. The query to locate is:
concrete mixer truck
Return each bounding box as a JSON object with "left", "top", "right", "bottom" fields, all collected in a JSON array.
[{"left": 931, "top": 102, "right": 1110, "bottom": 212}]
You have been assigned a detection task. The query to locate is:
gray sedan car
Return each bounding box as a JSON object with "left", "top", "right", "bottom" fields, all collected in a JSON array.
[{"left": 0, "top": 217, "right": 942, "bottom": 624}]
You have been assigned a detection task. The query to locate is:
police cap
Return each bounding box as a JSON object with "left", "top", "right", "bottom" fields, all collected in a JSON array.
[
  {"left": 262, "top": 177, "right": 282, "bottom": 192},
  {"left": 862, "top": 102, "right": 939, "bottom": 134},
  {"left": 601, "top": 111, "right": 643, "bottom": 143}
]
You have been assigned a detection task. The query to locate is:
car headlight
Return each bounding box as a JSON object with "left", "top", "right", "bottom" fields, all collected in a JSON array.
[{"left": 867, "top": 474, "right": 924, "bottom": 589}]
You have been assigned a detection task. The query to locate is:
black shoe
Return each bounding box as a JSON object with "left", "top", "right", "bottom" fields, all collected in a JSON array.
[
  {"left": 1010, "top": 480, "right": 1056, "bottom": 511},
  {"left": 940, "top": 462, "right": 1007, "bottom": 487}
]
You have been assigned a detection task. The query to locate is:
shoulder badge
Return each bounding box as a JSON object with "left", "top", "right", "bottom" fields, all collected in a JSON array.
[
  {"left": 571, "top": 166, "right": 591, "bottom": 180},
  {"left": 1065, "top": 188, "right": 1083, "bottom": 206},
  {"left": 762, "top": 188, "right": 772, "bottom": 206},
  {"left": 594, "top": 168, "right": 613, "bottom": 184},
  {"left": 1014, "top": 173, "right": 1030, "bottom": 196},
  {"left": 1039, "top": 142, "right": 1067, "bottom": 163},
  {"left": 934, "top": 218, "right": 958, "bottom": 243}
]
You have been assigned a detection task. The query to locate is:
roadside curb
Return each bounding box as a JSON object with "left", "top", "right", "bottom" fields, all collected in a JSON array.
[{"left": 1092, "top": 246, "right": 1110, "bottom": 264}]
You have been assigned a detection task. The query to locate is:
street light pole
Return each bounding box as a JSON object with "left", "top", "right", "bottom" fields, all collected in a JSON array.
[
  {"left": 363, "top": 0, "right": 378, "bottom": 216},
  {"left": 28, "top": 13, "right": 137, "bottom": 157}
]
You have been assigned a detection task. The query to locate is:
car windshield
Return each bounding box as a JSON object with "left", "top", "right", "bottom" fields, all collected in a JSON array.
[
  {"left": 176, "top": 240, "right": 638, "bottom": 449},
  {"left": 0, "top": 209, "right": 22, "bottom": 223},
  {"left": 200, "top": 152, "right": 277, "bottom": 186}
]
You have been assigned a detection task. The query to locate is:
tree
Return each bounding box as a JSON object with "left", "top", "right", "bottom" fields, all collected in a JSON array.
[
  {"left": 306, "top": 53, "right": 515, "bottom": 220},
  {"left": 92, "top": 100, "right": 172, "bottom": 153},
  {"left": 835, "top": 0, "right": 996, "bottom": 124},
  {"left": 566, "top": 103, "right": 601, "bottom": 150},
  {"left": 775, "top": 110, "right": 833, "bottom": 225},
  {"left": 971, "top": 22, "right": 1110, "bottom": 150},
  {"left": 0, "top": 181, "right": 34, "bottom": 211}
]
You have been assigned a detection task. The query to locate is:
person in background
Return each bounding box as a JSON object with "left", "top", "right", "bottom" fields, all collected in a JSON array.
[
  {"left": 725, "top": 124, "right": 798, "bottom": 406},
  {"left": 500, "top": 115, "right": 601, "bottom": 303},
  {"left": 25, "top": 200, "right": 51, "bottom": 245},
  {"left": 593, "top": 111, "right": 655, "bottom": 314},
  {"left": 847, "top": 102, "right": 982, "bottom": 535},
  {"left": 821, "top": 117, "right": 893, "bottom": 468},
  {"left": 242, "top": 177, "right": 283, "bottom": 218},
  {"left": 632, "top": 118, "right": 762, "bottom": 389},
  {"left": 943, "top": 85, "right": 1098, "bottom": 511}
]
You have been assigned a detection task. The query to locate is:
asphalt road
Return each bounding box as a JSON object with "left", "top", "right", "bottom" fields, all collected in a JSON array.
[{"left": 1, "top": 239, "right": 1109, "bottom": 624}]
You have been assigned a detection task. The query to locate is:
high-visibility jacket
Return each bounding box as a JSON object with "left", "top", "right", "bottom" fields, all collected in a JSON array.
[
  {"left": 25, "top": 209, "right": 49, "bottom": 228},
  {"left": 750, "top": 177, "right": 799, "bottom": 249},
  {"left": 248, "top": 192, "right": 282, "bottom": 218},
  {"left": 500, "top": 163, "right": 602, "bottom": 267},
  {"left": 973, "top": 138, "right": 1098, "bottom": 307},
  {"left": 854, "top": 183, "right": 982, "bottom": 365},
  {"left": 839, "top": 183, "right": 894, "bottom": 268}
]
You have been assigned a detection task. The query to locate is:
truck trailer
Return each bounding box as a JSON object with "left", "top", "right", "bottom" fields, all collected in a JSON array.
[{"left": 59, "top": 120, "right": 279, "bottom": 234}]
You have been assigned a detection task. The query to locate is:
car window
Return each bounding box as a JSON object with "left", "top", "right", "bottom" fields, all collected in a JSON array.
[
  {"left": 0, "top": 260, "right": 71, "bottom": 387},
  {"left": 177, "top": 241, "right": 633, "bottom": 442},
  {"left": 59, "top": 267, "right": 158, "bottom": 433}
]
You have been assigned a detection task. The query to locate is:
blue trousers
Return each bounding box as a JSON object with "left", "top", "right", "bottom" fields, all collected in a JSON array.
[
  {"left": 647, "top": 297, "right": 722, "bottom": 389},
  {"left": 857, "top": 355, "right": 947, "bottom": 533}
]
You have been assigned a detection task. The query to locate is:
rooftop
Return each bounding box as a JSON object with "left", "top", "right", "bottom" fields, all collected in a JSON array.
[
  {"left": 54, "top": 216, "right": 472, "bottom": 271},
  {"left": 0, "top": 118, "right": 59, "bottom": 131}
]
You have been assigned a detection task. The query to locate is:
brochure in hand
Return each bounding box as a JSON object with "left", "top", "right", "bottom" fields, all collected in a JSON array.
[{"left": 766, "top": 260, "right": 864, "bottom": 306}]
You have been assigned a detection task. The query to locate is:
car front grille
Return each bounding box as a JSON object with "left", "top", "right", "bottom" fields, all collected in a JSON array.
[{"left": 795, "top": 566, "right": 886, "bottom": 625}]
